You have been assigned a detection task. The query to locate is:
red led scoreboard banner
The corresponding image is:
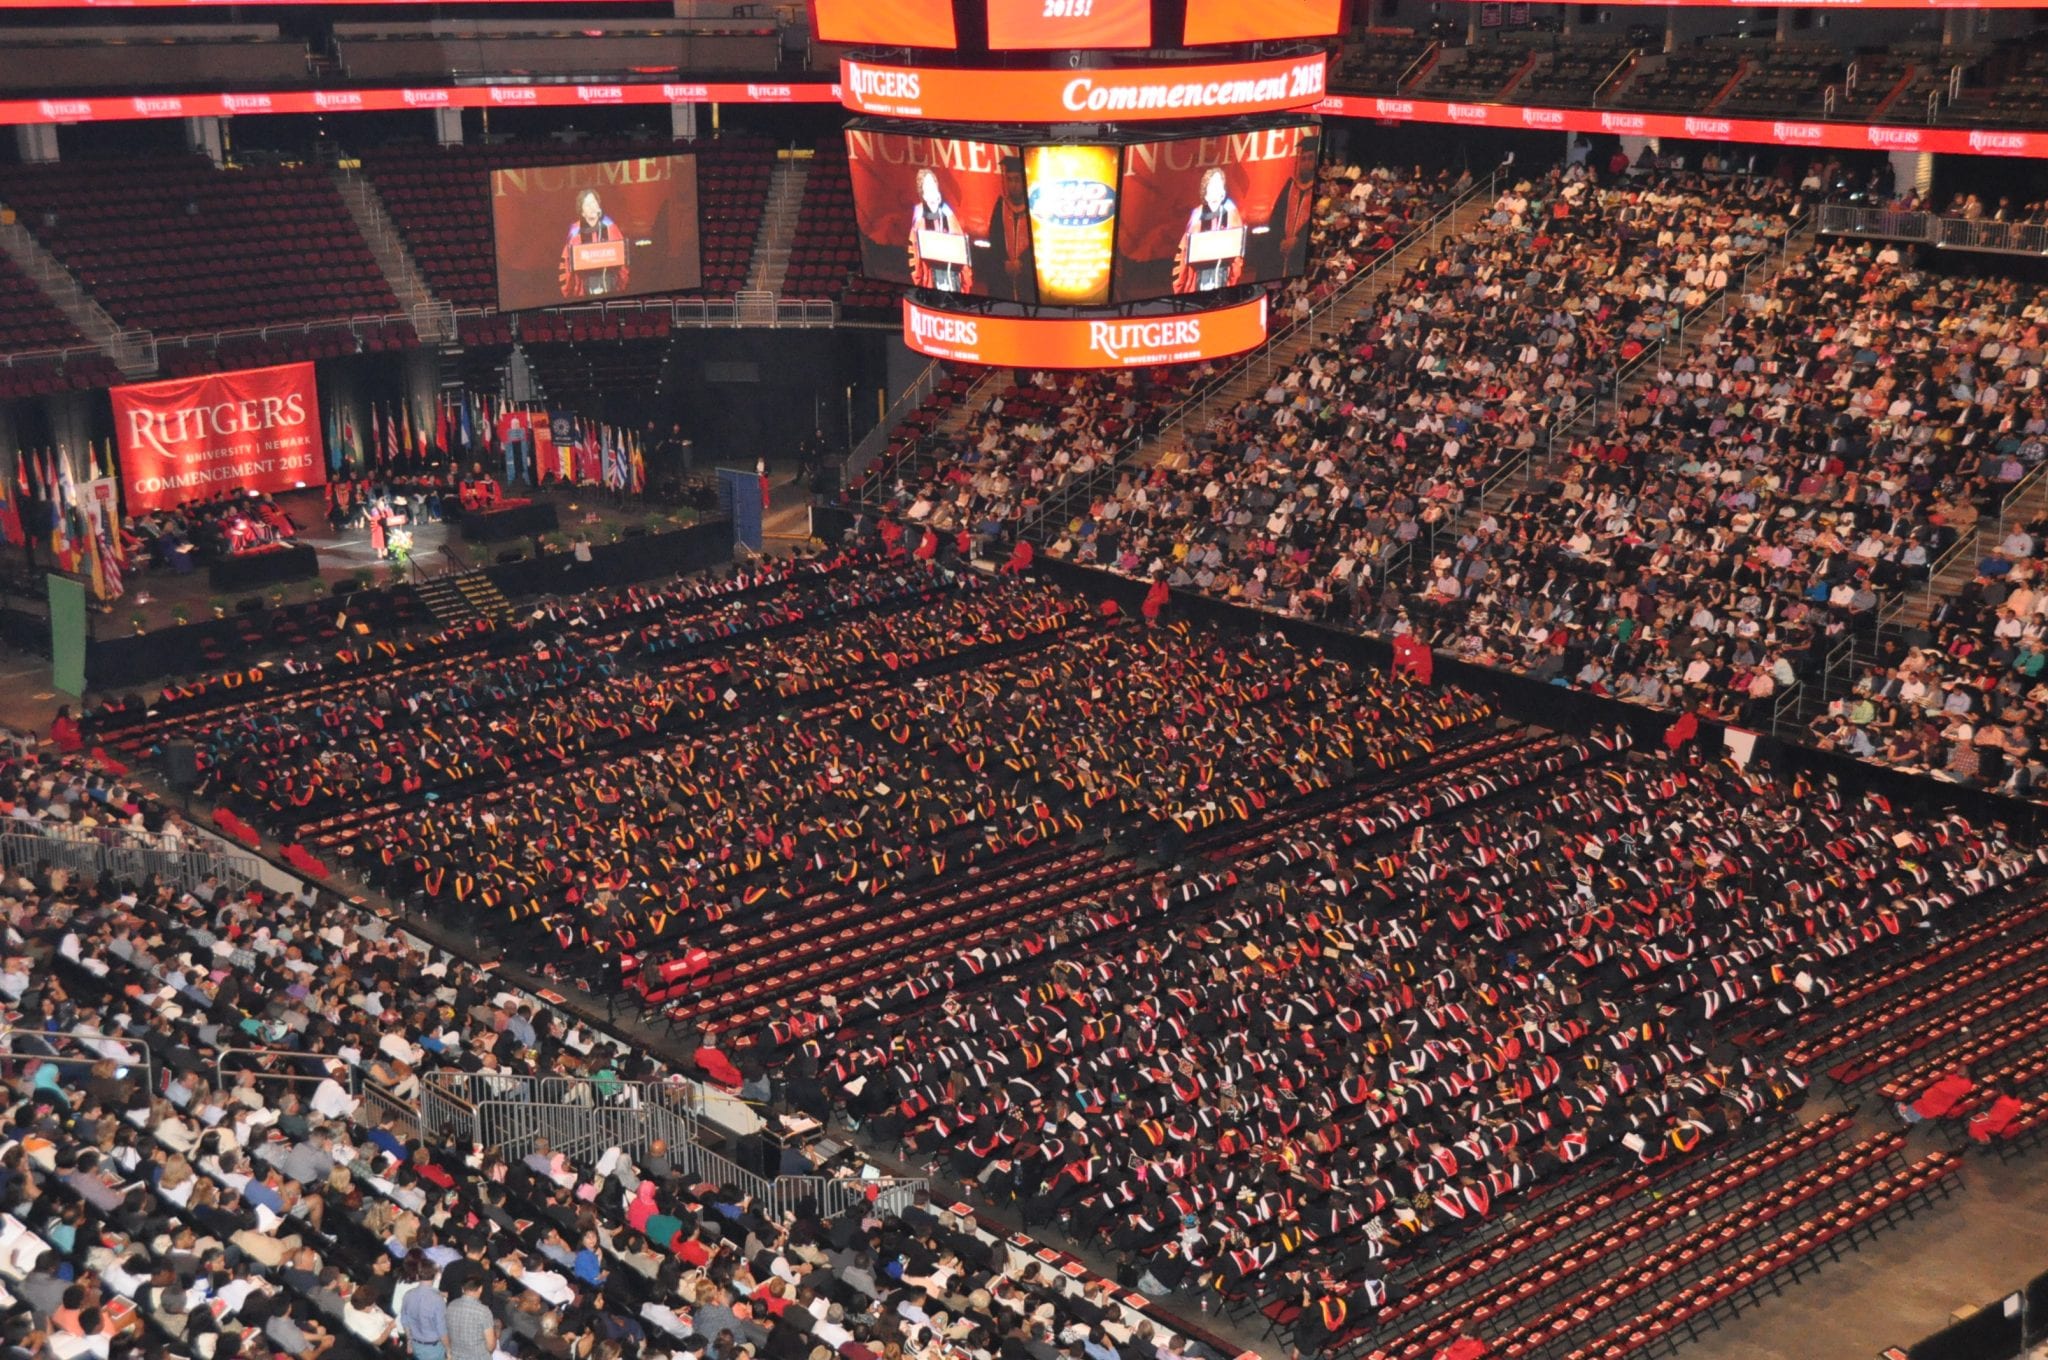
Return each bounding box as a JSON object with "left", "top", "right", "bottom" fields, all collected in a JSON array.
[
  {"left": 841, "top": 55, "right": 1328, "bottom": 122},
  {"left": 1313, "top": 95, "right": 2048, "bottom": 158},
  {"left": 902, "top": 295, "right": 1268, "bottom": 369},
  {"left": 0, "top": 81, "right": 840, "bottom": 125},
  {"left": 111, "top": 361, "right": 325, "bottom": 512}
]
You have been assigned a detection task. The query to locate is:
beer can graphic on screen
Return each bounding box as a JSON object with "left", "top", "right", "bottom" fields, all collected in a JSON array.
[{"left": 1024, "top": 144, "right": 1119, "bottom": 307}]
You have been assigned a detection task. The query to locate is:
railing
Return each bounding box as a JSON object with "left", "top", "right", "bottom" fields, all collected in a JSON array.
[
  {"left": 0, "top": 823, "right": 261, "bottom": 896},
  {"left": 0, "top": 343, "right": 108, "bottom": 372},
  {"left": 848, "top": 358, "right": 948, "bottom": 497},
  {"left": 215, "top": 1045, "right": 333, "bottom": 1094},
  {"left": 1998, "top": 460, "right": 2048, "bottom": 536},
  {"left": 1816, "top": 202, "right": 2048, "bottom": 257},
  {"left": 128, "top": 292, "right": 839, "bottom": 368},
  {"left": 357, "top": 1075, "right": 417, "bottom": 1138},
  {"left": 410, "top": 300, "right": 456, "bottom": 345},
  {"left": 0, "top": 1025, "right": 149, "bottom": 1085}
]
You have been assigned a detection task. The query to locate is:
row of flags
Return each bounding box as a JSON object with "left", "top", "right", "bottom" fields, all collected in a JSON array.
[
  {"left": 322, "top": 391, "right": 647, "bottom": 495},
  {"left": 0, "top": 442, "right": 127, "bottom": 602}
]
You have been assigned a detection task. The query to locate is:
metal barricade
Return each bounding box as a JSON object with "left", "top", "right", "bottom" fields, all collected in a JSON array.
[
  {"left": 0, "top": 1026, "right": 150, "bottom": 1087},
  {"left": 769, "top": 1175, "right": 927, "bottom": 1221},
  {"left": 425, "top": 1071, "right": 705, "bottom": 1164},
  {"left": 0, "top": 825, "right": 260, "bottom": 898}
]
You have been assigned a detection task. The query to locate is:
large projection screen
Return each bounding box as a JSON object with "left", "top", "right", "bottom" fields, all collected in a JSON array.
[{"left": 490, "top": 154, "right": 701, "bottom": 313}]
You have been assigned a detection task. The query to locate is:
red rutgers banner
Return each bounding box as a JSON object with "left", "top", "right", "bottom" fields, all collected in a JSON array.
[{"left": 111, "top": 361, "right": 325, "bottom": 511}]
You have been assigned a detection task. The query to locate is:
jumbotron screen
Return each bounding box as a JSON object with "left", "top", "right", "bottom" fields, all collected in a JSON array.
[
  {"left": 847, "top": 129, "right": 1039, "bottom": 304},
  {"left": 489, "top": 155, "right": 701, "bottom": 314},
  {"left": 1182, "top": 0, "right": 1345, "bottom": 44},
  {"left": 986, "top": 0, "right": 1153, "bottom": 49},
  {"left": 811, "top": 0, "right": 960, "bottom": 48},
  {"left": 1113, "top": 124, "right": 1318, "bottom": 302}
]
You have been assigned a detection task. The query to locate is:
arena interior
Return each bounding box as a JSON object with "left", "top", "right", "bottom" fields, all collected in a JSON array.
[{"left": 5, "top": 4, "right": 2048, "bottom": 1360}]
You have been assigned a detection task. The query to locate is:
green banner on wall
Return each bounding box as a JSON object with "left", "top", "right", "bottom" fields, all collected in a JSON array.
[{"left": 46, "top": 574, "right": 85, "bottom": 698}]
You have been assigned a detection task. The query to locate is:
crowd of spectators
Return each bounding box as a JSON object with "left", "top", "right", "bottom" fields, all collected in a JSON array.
[
  {"left": 1812, "top": 511, "right": 2048, "bottom": 797},
  {"left": 1044, "top": 167, "right": 1800, "bottom": 618},
  {"left": 0, "top": 830, "right": 1232, "bottom": 1360}
]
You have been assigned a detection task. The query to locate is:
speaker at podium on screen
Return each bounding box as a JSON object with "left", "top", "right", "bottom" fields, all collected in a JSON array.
[
  {"left": 908, "top": 168, "right": 972, "bottom": 293},
  {"left": 561, "top": 189, "right": 630, "bottom": 300}
]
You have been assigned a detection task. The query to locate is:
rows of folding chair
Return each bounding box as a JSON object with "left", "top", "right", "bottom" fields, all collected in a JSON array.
[
  {"left": 1362, "top": 1116, "right": 1863, "bottom": 1360},
  {"left": 1562, "top": 1152, "right": 1963, "bottom": 1360},
  {"left": 1487, "top": 1130, "right": 1914, "bottom": 1360}
]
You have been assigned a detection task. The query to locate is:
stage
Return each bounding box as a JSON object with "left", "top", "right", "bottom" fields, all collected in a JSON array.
[
  {"left": 0, "top": 485, "right": 711, "bottom": 637},
  {"left": 210, "top": 542, "right": 321, "bottom": 591},
  {"left": 460, "top": 499, "right": 560, "bottom": 542}
]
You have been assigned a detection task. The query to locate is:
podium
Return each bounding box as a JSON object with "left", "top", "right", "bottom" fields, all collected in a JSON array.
[
  {"left": 1186, "top": 227, "right": 1246, "bottom": 264},
  {"left": 571, "top": 239, "right": 627, "bottom": 271}
]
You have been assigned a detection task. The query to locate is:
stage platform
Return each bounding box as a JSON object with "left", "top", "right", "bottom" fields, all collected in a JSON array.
[
  {"left": 461, "top": 499, "right": 560, "bottom": 542},
  {"left": 19, "top": 485, "right": 707, "bottom": 635},
  {"left": 209, "top": 542, "right": 321, "bottom": 591}
]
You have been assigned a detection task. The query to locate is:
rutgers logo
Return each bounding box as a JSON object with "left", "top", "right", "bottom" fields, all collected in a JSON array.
[
  {"left": 129, "top": 97, "right": 183, "bottom": 116},
  {"left": 1520, "top": 108, "right": 1564, "bottom": 128},
  {"left": 402, "top": 89, "right": 449, "bottom": 107},
  {"left": 221, "top": 94, "right": 273, "bottom": 114},
  {"left": 312, "top": 91, "right": 362, "bottom": 111},
  {"left": 36, "top": 100, "right": 91, "bottom": 121},
  {"left": 1446, "top": 104, "right": 1490, "bottom": 123},
  {"left": 576, "top": 86, "right": 623, "bottom": 103},
  {"left": 908, "top": 307, "right": 977, "bottom": 348},
  {"left": 1968, "top": 129, "right": 2028, "bottom": 152},
  {"left": 1088, "top": 318, "right": 1202, "bottom": 362},
  {"left": 663, "top": 84, "right": 709, "bottom": 101},
  {"left": 1683, "top": 117, "right": 1731, "bottom": 138},
  {"left": 489, "top": 87, "right": 537, "bottom": 104},
  {"left": 1373, "top": 98, "right": 1414, "bottom": 117},
  {"left": 848, "top": 65, "right": 919, "bottom": 102},
  {"left": 1598, "top": 112, "right": 1643, "bottom": 132},
  {"left": 1865, "top": 126, "right": 1920, "bottom": 149},
  {"left": 1771, "top": 122, "right": 1823, "bottom": 144},
  {"left": 747, "top": 84, "right": 792, "bottom": 100}
]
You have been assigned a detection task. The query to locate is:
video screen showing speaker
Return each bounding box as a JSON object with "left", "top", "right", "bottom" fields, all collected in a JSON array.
[
  {"left": 811, "top": 0, "right": 959, "bottom": 48},
  {"left": 1024, "top": 143, "right": 1121, "bottom": 307},
  {"left": 1112, "top": 124, "right": 1318, "bottom": 303},
  {"left": 1181, "top": 0, "right": 1345, "bottom": 44},
  {"left": 490, "top": 155, "right": 701, "bottom": 314},
  {"left": 986, "top": 0, "right": 1151, "bottom": 49},
  {"left": 846, "top": 129, "right": 1039, "bottom": 304}
]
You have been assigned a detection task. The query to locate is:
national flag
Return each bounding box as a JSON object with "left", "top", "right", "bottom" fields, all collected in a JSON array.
[
  {"left": 435, "top": 394, "right": 451, "bottom": 457},
  {"left": 51, "top": 446, "right": 77, "bottom": 573},
  {"left": 400, "top": 401, "right": 415, "bottom": 469},
  {"left": 629, "top": 430, "right": 647, "bottom": 496},
  {"left": 342, "top": 407, "right": 361, "bottom": 476},
  {"left": 602, "top": 425, "right": 627, "bottom": 491},
  {"left": 382, "top": 404, "right": 398, "bottom": 469},
  {"left": 83, "top": 479, "right": 122, "bottom": 601},
  {"left": 459, "top": 392, "right": 474, "bottom": 454},
  {"left": 0, "top": 454, "right": 22, "bottom": 549}
]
